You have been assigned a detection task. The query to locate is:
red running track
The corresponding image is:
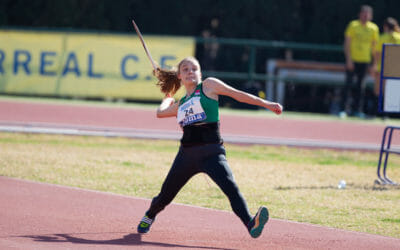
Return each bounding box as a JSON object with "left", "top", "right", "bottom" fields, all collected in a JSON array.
[
  {"left": 1, "top": 177, "right": 400, "bottom": 250},
  {"left": 1, "top": 100, "right": 400, "bottom": 249},
  {"left": 1, "top": 99, "right": 399, "bottom": 149}
]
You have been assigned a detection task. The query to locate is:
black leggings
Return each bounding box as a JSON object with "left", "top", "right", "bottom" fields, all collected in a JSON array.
[
  {"left": 146, "top": 143, "right": 252, "bottom": 226},
  {"left": 341, "top": 62, "right": 368, "bottom": 113}
]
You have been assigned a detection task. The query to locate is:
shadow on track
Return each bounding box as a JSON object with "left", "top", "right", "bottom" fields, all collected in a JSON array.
[{"left": 19, "top": 232, "right": 237, "bottom": 250}]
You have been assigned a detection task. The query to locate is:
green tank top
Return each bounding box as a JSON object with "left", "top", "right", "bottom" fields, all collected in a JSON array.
[{"left": 177, "top": 82, "right": 219, "bottom": 127}]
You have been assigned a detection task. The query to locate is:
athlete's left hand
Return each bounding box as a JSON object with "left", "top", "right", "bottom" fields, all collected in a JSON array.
[{"left": 269, "top": 103, "right": 283, "bottom": 115}]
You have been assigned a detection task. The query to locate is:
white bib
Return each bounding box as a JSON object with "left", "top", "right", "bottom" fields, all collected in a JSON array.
[{"left": 177, "top": 96, "right": 207, "bottom": 127}]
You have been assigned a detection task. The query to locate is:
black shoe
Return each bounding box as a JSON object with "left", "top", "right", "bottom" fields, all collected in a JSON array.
[{"left": 247, "top": 206, "right": 269, "bottom": 238}]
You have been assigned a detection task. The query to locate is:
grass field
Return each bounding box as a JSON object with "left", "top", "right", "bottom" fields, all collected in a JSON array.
[{"left": 1, "top": 132, "right": 399, "bottom": 238}]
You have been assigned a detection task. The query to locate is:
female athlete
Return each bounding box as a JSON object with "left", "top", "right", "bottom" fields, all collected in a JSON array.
[{"left": 137, "top": 57, "right": 282, "bottom": 238}]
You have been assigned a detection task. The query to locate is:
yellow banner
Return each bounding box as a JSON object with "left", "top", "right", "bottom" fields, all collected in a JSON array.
[{"left": 0, "top": 29, "right": 195, "bottom": 100}]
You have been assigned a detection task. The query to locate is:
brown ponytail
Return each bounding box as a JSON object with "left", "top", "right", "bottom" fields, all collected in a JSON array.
[{"left": 154, "top": 67, "right": 181, "bottom": 96}]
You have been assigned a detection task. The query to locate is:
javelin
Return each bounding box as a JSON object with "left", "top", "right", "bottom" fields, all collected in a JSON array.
[{"left": 132, "top": 19, "right": 158, "bottom": 70}]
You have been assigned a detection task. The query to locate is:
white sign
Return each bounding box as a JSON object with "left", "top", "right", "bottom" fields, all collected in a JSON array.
[{"left": 384, "top": 79, "right": 400, "bottom": 112}]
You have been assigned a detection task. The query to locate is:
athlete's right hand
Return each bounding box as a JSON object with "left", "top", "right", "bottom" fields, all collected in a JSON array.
[
  {"left": 162, "top": 97, "right": 175, "bottom": 107},
  {"left": 157, "top": 97, "right": 178, "bottom": 118}
]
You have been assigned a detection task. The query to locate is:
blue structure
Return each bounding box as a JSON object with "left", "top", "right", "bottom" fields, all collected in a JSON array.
[
  {"left": 376, "top": 126, "right": 399, "bottom": 185},
  {"left": 376, "top": 44, "right": 400, "bottom": 185}
]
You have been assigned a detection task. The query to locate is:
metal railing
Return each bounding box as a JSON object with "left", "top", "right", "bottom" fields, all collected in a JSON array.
[{"left": 196, "top": 36, "right": 344, "bottom": 83}]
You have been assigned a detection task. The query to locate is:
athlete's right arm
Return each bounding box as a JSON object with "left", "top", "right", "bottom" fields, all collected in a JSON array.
[{"left": 156, "top": 97, "right": 179, "bottom": 118}]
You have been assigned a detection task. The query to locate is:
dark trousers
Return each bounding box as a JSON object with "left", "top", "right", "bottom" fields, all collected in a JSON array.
[
  {"left": 341, "top": 63, "right": 368, "bottom": 113},
  {"left": 146, "top": 143, "right": 252, "bottom": 226}
]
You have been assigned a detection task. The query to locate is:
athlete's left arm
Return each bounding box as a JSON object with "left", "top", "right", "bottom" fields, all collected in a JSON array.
[{"left": 203, "top": 77, "right": 283, "bottom": 115}]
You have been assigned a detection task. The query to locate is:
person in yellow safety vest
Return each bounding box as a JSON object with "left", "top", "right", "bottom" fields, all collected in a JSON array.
[
  {"left": 340, "top": 5, "right": 379, "bottom": 118},
  {"left": 372, "top": 17, "right": 400, "bottom": 106}
]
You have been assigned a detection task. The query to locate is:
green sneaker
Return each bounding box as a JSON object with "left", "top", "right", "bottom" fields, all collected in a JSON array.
[
  {"left": 247, "top": 206, "right": 269, "bottom": 238},
  {"left": 137, "top": 215, "right": 154, "bottom": 234}
]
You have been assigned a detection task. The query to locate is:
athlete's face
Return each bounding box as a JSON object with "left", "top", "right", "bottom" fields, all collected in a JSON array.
[{"left": 178, "top": 59, "right": 202, "bottom": 85}]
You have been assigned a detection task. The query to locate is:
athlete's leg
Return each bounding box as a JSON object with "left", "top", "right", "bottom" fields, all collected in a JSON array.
[
  {"left": 201, "top": 144, "right": 252, "bottom": 226},
  {"left": 146, "top": 147, "right": 198, "bottom": 219}
]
